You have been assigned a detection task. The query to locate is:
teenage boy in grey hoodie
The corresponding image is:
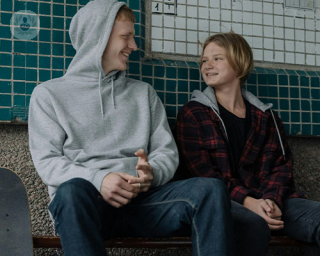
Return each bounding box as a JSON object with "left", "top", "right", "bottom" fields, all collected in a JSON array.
[{"left": 28, "top": 1, "right": 236, "bottom": 255}]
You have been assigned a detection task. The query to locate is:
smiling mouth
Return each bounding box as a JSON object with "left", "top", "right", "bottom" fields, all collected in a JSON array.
[
  {"left": 122, "top": 52, "right": 130, "bottom": 57},
  {"left": 206, "top": 73, "right": 218, "bottom": 76}
]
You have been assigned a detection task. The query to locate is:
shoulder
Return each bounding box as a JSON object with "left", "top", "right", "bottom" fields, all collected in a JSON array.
[{"left": 179, "top": 101, "right": 212, "bottom": 116}]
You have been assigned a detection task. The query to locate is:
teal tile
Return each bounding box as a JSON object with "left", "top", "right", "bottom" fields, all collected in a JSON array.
[
  {"left": 14, "top": 68, "right": 25, "bottom": 80},
  {"left": 279, "top": 75, "right": 288, "bottom": 85},
  {"left": 247, "top": 85, "right": 257, "bottom": 95},
  {"left": 247, "top": 73, "right": 256, "bottom": 84},
  {"left": 265, "top": 68, "right": 277, "bottom": 74},
  {"left": 14, "top": 41, "right": 26, "bottom": 53},
  {"left": 166, "top": 80, "right": 176, "bottom": 92},
  {"left": 134, "top": 24, "right": 140, "bottom": 36},
  {"left": 52, "top": 70, "right": 63, "bottom": 79},
  {"left": 39, "top": 43, "right": 51, "bottom": 55},
  {"left": 14, "top": 55, "right": 25, "bottom": 67},
  {"left": 259, "top": 86, "right": 277, "bottom": 97},
  {"left": 53, "top": 30, "right": 64, "bottom": 43},
  {"left": 141, "top": 0, "right": 146, "bottom": 12},
  {"left": 14, "top": 82, "right": 25, "bottom": 94},
  {"left": 65, "top": 32, "right": 71, "bottom": 43},
  {"left": 165, "top": 105, "right": 176, "bottom": 118},
  {"left": 168, "top": 119, "right": 175, "bottom": 127},
  {"left": 141, "top": 13, "right": 145, "bottom": 24},
  {"left": 279, "top": 87, "right": 288, "bottom": 98},
  {"left": 280, "top": 111, "right": 289, "bottom": 122},
  {"left": 128, "top": 62, "right": 140, "bottom": 74},
  {"left": 152, "top": 59, "right": 164, "bottom": 65},
  {"left": 283, "top": 123, "right": 289, "bottom": 134},
  {"left": 134, "top": 11, "right": 140, "bottom": 23},
  {"left": 52, "top": 57, "right": 64, "bottom": 69},
  {"left": 164, "top": 59, "right": 176, "bottom": 66},
  {"left": 275, "top": 69, "right": 286, "bottom": 75},
  {"left": 53, "top": 0, "right": 64, "bottom": 3},
  {"left": 66, "top": 0, "right": 78, "bottom": 4},
  {"left": 65, "top": 44, "right": 76, "bottom": 56},
  {"left": 313, "top": 125, "right": 320, "bottom": 135},
  {"left": 66, "top": 18, "right": 72, "bottom": 30},
  {"left": 39, "top": 70, "right": 51, "bottom": 82},
  {"left": 27, "top": 1, "right": 38, "bottom": 13},
  {"left": 26, "top": 55, "right": 37, "bottom": 68},
  {"left": 289, "top": 76, "right": 299, "bottom": 86},
  {"left": 290, "top": 99, "right": 299, "bottom": 110},
  {"left": 311, "top": 77, "right": 319, "bottom": 87},
  {"left": 26, "top": 69, "right": 37, "bottom": 82},
  {"left": 154, "top": 66, "right": 165, "bottom": 77},
  {"left": 66, "top": 5, "right": 77, "bottom": 17},
  {"left": 40, "top": 3, "right": 51, "bottom": 15},
  {"left": 285, "top": 69, "right": 297, "bottom": 75},
  {"left": 301, "top": 88, "right": 310, "bottom": 99},
  {"left": 142, "top": 77, "right": 152, "bottom": 85},
  {"left": 26, "top": 96, "right": 31, "bottom": 108},
  {"left": 190, "top": 81, "right": 200, "bottom": 91},
  {"left": 0, "top": 94, "right": 11, "bottom": 107},
  {"left": 1, "top": 0, "right": 12, "bottom": 11},
  {"left": 311, "top": 89, "right": 320, "bottom": 99},
  {"left": 40, "top": 16, "right": 51, "bottom": 29},
  {"left": 175, "top": 60, "right": 187, "bottom": 67},
  {"left": 178, "top": 93, "right": 189, "bottom": 104},
  {"left": 301, "top": 100, "right": 310, "bottom": 111},
  {"left": 0, "top": 81, "right": 12, "bottom": 93},
  {"left": 129, "top": 0, "right": 140, "bottom": 10},
  {"left": 26, "top": 83, "right": 37, "bottom": 94},
  {"left": 52, "top": 17, "right": 64, "bottom": 29},
  {"left": 280, "top": 99, "right": 289, "bottom": 110},
  {"left": 312, "top": 100, "right": 320, "bottom": 111},
  {"left": 290, "top": 112, "right": 300, "bottom": 122},
  {"left": 39, "top": 29, "right": 51, "bottom": 42},
  {"left": 39, "top": 56, "right": 51, "bottom": 69},
  {"left": 302, "top": 112, "right": 311, "bottom": 122},
  {"left": 53, "top": 4, "right": 65, "bottom": 16},
  {"left": 141, "top": 25, "right": 145, "bottom": 38},
  {"left": 290, "top": 88, "right": 299, "bottom": 98},
  {"left": 65, "top": 58, "right": 72, "bottom": 69},
  {"left": 190, "top": 69, "right": 200, "bottom": 80},
  {"left": 268, "top": 75, "right": 277, "bottom": 85},
  {"left": 129, "top": 50, "right": 140, "bottom": 61},
  {"left": 178, "top": 80, "right": 188, "bottom": 92},
  {"left": 166, "top": 67, "right": 176, "bottom": 79},
  {"left": 0, "top": 53, "right": 12, "bottom": 66},
  {"left": 307, "top": 71, "right": 318, "bottom": 76},
  {"left": 254, "top": 67, "right": 267, "bottom": 74},
  {"left": 142, "top": 64, "right": 152, "bottom": 76},
  {"left": 0, "top": 26, "right": 12, "bottom": 39},
  {"left": 178, "top": 68, "right": 188, "bottom": 79},
  {"left": 0, "top": 67, "right": 12, "bottom": 79},
  {"left": 268, "top": 98, "right": 278, "bottom": 109},
  {"left": 312, "top": 113, "right": 320, "bottom": 123},
  {"left": 258, "top": 74, "right": 268, "bottom": 85},
  {"left": 300, "top": 76, "right": 309, "bottom": 87},
  {"left": 296, "top": 70, "right": 307, "bottom": 76},
  {"left": 14, "top": 0, "right": 26, "bottom": 12},
  {"left": 302, "top": 124, "right": 311, "bottom": 135},
  {"left": 53, "top": 44, "right": 63, "bottom": 56},
  {"left": 187, "top": 61, "right": 199, "bottom": 68},
  {"left": 166, "top": 92, "right": 176, "bottom": 104},
  {"left": 0, "top": 108, "right": 11, "bottom": 121},
  {"left": 26, "top": 42, "right": 38, "bottom": 54},
  {"left": 1, "top": 13, "right": 11, "bottom": 25},
  {"left": 157, "top": 91, "right": 164, "bottom": 102},
  {"left": 13, "top": 95, "right": 25, "bottom": 107},
  {"left": 0, "top": 40, "right": 12, "bottom": 52},
  {"left": 291, "top": 124, "right": 301, "bottom": 135}
]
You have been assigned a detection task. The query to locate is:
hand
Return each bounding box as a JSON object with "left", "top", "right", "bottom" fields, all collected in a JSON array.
[
  {"left": 100, "top": 172, "right": 141, "bottom": 208},
  {"left": 128, "top": 149, "right": 154, "bottom": 192},
  {"left": 243, "top": 196, "right": 284, "bottom": 230},
  {"left": 264, "top": 199, "right": 283, "bottom": 229}
]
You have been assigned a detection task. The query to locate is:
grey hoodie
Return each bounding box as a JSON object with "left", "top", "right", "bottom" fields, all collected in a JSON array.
[{"left": 28, "top": 0, "right": 178, "bottom": 200}]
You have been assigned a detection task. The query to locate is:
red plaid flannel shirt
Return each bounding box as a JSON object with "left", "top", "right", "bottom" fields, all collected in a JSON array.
[{"left": 174, "top": 101, "right": 305, "bottom": 210}]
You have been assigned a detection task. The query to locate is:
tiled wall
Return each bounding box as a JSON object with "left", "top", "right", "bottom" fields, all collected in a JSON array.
[{"left": 0, "top": 0, "right": 320, "bottom": 136}]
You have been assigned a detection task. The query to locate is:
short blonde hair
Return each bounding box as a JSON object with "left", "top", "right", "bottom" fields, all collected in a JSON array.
[
  {"left": 200, "top": 32, "right": 253, "bottom": 87},
  {"left": 116, "top": 5, "right": 136, "bottom": 23}
]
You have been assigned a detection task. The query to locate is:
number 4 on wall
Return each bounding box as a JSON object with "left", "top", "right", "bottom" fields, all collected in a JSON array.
[{"left": 152, "top": 1, "right": 177, "bottom": 15}]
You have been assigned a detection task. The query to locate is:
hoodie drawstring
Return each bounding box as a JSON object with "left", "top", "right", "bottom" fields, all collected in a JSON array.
[
  {"left": 111, "top": 77, "right": 115, "bottom": 108},
  {"left": 98, "top": 71, "right": 116, "bottom": 117},
  {"left": 270, "top": 110, "right": 286, "bottom": 160},
  {"left": 99, "top": 71, "right": 104, "bottom": 116}
]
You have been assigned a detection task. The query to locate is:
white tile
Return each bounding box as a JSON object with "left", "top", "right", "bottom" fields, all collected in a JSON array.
[
  {"left": 210, "top": 0, "right": 220, "bottom": 8},
  {"left": 306, "top": 31, "right": 316, "bottom": 42},
  {"left": 176, "top": 29, "right": 186, "bottom": 41},
  {"left": 176, "top": 17, "right": 186, "bottom": 29},
  {"left": 232, "top": 11, "right": 242, "bottom": 23},
  {"left": 274, "top": 0, "right": 282, "bottom": 3},
  {"left": 275, "top": 39, "right": 284, "bottom": 50},
  {"left": 221, "top": 22, "right": 232, "bottom": 32},
  {"left": 295, "top": 53, "right": 305, "bottom": 64},
  {"left": 210, "top": 9, "right": 220, "bottom": 20},
  {"left": 305, "top": 10, "right": 314, "bottom": 19},
  {"left": 199, "top": 7, "right": 209, "bottom": 19},
  {"left": 198, "top": 44, "right": 203, "bottom": 55},
  {"left": 263, "top": 2, "right": 273, "bottom": 14},
  {"left": 210, "top": 20, "right": 220, "bottom": 33},
  {"left": 306, "top": 43, "right": 315, "bottom": 54},
  {"left": 243, "top": 12, "right": 253, "bottom": 23},
  {"left": 187, "top": 18, "right": 197, "bottom": 30},
  {"left": 306, "top": 19, "right": 315, "bottom": 30},
  {"left": 316, "top": 1, "right": 320, "bottom": 7},
  {"left": 264, "top": 26, "right": 273, "bottom": 37},
  {"left": 244, "top": 36, "right": 253, "bottom": 47},
  {"left": 253, "top": 37, "right": 263, "bottom": 48},
  {"left": 285, "top": 17, "right": 294, "bottom": 28},
  {"left": 274, "top": 51, "right": 284, "bottom": 63},
  {"left": 263, "top": 14, "right": 273, "bottom": 26},
  {"left": 199, "top": 19, "right": 209, "bottom": 31},
  {"left": 199, "top": 0, "right": 209, "bottom": 7},
  {"left": 152, "top": 2, "right": 163, "bottom": 14},
  {"left": 295, "top": 10, "right": 304, "bottom": 19},
  {"left": 295, "top": 30, "right": 304, "bottom": 41},
  {"left": 316, "top": 20, "right": 320, "bottom": 31},
  {"left": 243, "top": 24, "right": 253, "bottom": 36},
  {"left": 264, "top": 38, "right": 273, "bottom": 49},
  {"left": 285, "top": 52, "right": 294, "bottom": 64},
  {"left": 317, "top": 9, "right": 320, "bottom": 18},
  {"left": 274, "top": 4, "right": 283, "bottom": 15},
  {"left": 152, "top": 40, "right": 163, "bottom": 52},
  {"left": 176, "top": 42, "right": 186, "bottom": 54},
  {"left": 253, "top": 49, "right": 263, "bottom": 61},
  {"left": 164, "top": 28, "right": 174, "bottom": 40},
  {"left": 177, "top": 0, "right": 186, "bottom": 3},
  {"left": 187, "top": 43, "right": 198, "bottom": 55},
  {"left": 252, "top": 1, "right": 262, "bottom": 12},
  {"left": 232, "top": 1, "right": 242, "bottom": 10},
  {"left": 295, "top": 18, "right": 304, "bottom": 29},
  {"left": 285, "top": 40, "right": 294, "bottom": 51},
  {"left": 164, "top": 40, "right": 175, "bottom": 53},
  {"left": 221, "top": 0, "right": 231, "bottom": 9},
  {"left": 317, "top": 56, "right": 320, "bottom": 66},
  {"left": 152, "top": 27, "right": 163, "bottom": 39},
  {"left": 164, "top": 16, "right": 175, "bottom": 28},
  {"left": 317, "top": 32, "right": 320, "bottom": 42},
  {"left": 152, "top": 15, "right": 163, "bottom": 27},
  {"left": 264, "top": 50, "right": 274, "bottom": 62},
  {"left": 177, "top": 4, "right": 186, "bottom": 16},
  {"left": 252, "top": 25, "right": 263, "bottom": 36},
  {"left": 232, "top": 23, "right": 242, "bottom": 34},
  {"left": 306, "top": 55, "right": 315, "bottom": 66},
  {"left": 187, "top": 30, "right": 198, "bottom": 42},
  {"left": 316, "top": 44, "right": 320, "bottom": 55},
  {"left": 285, "top": 29, "right": 294, "bottom": 40},
  {"left": 274, "top": 28, "right": 284, "bottom": 39},
  {"left": 253, "top": 13, "right": 262, "bottom": 24},
  {"left": 187, "top": 0, "right": 197, "bottom": 5},
  {"left": 274, "top": 16, "right": 283, "bottom": 27},
  {"left": 221, "top": 10, "right": 232, "bottom": 21},
  {"left": 284, "top": 8, "right": 294, "bottom": 16},
  {"left": 187, "top": 6, "right": 198, "bottom": 18},
  {"left": 295, "top": 41, "right": 305, "bottom": 53},
  {"left": 199, "top": 31, "right": 209, "bottom": 42},
  {"left": 164, "top": 3, "right": 175, "bottom": 15},
  {"left": 243, "top": 1, "right": 253, "bottom": 11}
]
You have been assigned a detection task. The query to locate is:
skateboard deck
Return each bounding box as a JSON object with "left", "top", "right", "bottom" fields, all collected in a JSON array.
[{"left": 0, "top": 168, "right": 33, "bottom": 256}]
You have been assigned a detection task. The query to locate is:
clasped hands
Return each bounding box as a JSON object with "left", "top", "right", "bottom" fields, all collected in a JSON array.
[
  {"left": 243, "top": 196, "right": 284, "bottom": 230},
  {"left": 100, "top": 149, "right": 154, "bottom": 208}
]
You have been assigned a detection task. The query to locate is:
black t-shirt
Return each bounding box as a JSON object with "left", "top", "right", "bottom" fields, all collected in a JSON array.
[{"left": 218, "top": 100, "right": 251, "bottom": 170}]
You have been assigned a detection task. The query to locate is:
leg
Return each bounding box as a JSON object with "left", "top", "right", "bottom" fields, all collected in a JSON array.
[
  {"left": 119, "top": 177, "right": 235, "bottom": 256},
  {"left": 231, "top": 200, "right": 270, "bottom": 256},
  {"left": 280, "top": 198, "right": 320, "bottom": 246},
  {"left": 49, "top": 178, "right": 115, "bottom": 256}
]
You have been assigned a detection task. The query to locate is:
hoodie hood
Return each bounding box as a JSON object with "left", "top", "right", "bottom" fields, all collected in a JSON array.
[{"left": 65, "top": 0, "right": 125, "bottom": 81}]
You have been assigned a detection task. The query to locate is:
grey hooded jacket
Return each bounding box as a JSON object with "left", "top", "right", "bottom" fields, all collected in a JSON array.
[{"left": 28, "top": 0, "right": 178, "bottom": 200}]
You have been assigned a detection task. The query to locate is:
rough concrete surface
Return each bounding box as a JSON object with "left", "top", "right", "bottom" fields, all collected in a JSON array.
[{"left": 1, "top": 124, "right": 320, "bottom": 256}]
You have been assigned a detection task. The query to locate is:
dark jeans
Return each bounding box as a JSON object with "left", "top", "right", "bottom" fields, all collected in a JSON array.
[
  {"left": 232, "top": 198, "right": 320, "bottom": 256},
  {"left": 49, "top": 177, "right": 235, "bottom": 256}
]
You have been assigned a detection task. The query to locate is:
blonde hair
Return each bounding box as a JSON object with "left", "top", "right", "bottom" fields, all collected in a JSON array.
[
  {"left": 116, "top": 5, "right": 136, "bottom": 23},
  {"left": 200, "top": 32, "right": 253, "bottom": 87}
]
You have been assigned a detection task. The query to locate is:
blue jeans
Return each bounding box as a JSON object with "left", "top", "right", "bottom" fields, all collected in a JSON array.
[{"left": 49, "top": 177, "right": 235, "bottom": 256}]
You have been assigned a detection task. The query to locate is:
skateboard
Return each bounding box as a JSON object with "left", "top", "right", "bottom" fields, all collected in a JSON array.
[{"left": 0, "top": 168, "right": 33, "bottom": 256}]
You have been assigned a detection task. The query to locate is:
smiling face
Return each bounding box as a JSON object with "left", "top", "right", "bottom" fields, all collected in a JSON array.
[
  {"left": 102, "top": 20, "right": 138, "bottom": 75},
  {"left": 201, "top": 42, "right": 239, "bottom": 90}
]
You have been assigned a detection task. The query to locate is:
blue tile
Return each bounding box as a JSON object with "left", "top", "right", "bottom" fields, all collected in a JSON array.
[
  {"left": 178, "top": 93, "right": 189, "bottom": 104},
  {"left": 265, "top": 68, "right": 277, "bottom": 74},
  {"left": 40, "top": 16, "right": 51, "bottom": 29},
  {"left": 289, "top": 76, "right": 299, "bottom": 86},
  {"left": 247, "top": 73, "right": 256, "bottom": 84},
  {"left": 258, "top": 74, "right": 268, "bottom": 85},
  {"left": 0, "top": 94, "right": 11, "bottom": 107},
  {"left": 142, "top": 77, "right": 152, "bottom": 85},
  {"left": 247, "top": 85, "right": 257, "bottom": 95},
  {"left": 152, "top": 59, "right": 164, "bottom": 65},
  {"left": 14, "top": 82, "right": 25, "bottom": 94},
  {"left": 285, "top": 69, "right": 297, "bottom": 75},
  {"left": 290, "top": 88, "right": 299, "bottom": 98},
  {"left": 312, "top": 100, "right": 320, "bottom": 111},
  {"left": 66, "top": 18, "right": 72, "bottom": 30},
  {"left": 14, "top": 68, "right": 25, "bottom": 80},
  {"left": 311, "top": 77, "right": 319, "bottom": 87},
  {"left": 290, "top": 112, "right": 300, "bottom": 122},
  {"left": 1, "top": 13, "right": 12, "bottom": 25},
  {"left": 52, "top": 57, "right": 64, "bottom": 69},
  {"left": 154, "top": 66, "right": 165, "bottom": 77},
  {"left": 291, "top": 124, "right": 301, "bottom": 135},
  {"left": 301, "top": 112, "right": 311, "bottom": 122},
  {"left": 39, "top": 70, "right": 51, "bottom": 82},
  {"left": 13, "top": 95, "right": 25, "bottom": 107},
  {"left": 134, "top": 24, "right": 140, "bottom": 36},
  {"left": 53, "top": 30, "right": 64, "bottom": 43},
  {"left": 14, "top": 0, "right": 26, "bottom": 12},
  {"left": 65, "top": 32, "right": 71, "bottom": 44},
  {"left": 141, "top": 12, "right": 145, "bottom": 24},
  {"left": 39, "top": 43, "right": 51, "bottom": 55},
  {"left": 133, "top": 11, "right": 140, "bottom": 23},
  {"left": 53, "top": 44, "right": 63, "bottom": 56},
  {"left": 65, "top": 44, "right": 76, "bottom": 56},
  {"left": 14, "top": 41, "right": 26, "bottom": 53},
  {"left": 175, "top": 60, "right": 187, "bottom": 67},
  {"left": 165, "top": 105, "right": 176, "bottom": 118},
  {"left": 26, "top": 69, "right": 37, "bottom": 82},
  {"left": 66, "top": 5, "right": 77, "bottom": 17},
  {"left": 14, "top": 55, "right": 25, "bottom": 67},
  {"left": 52, "top": 70, "right": 63, "bottom": 79},
  {"left": 280, "top": 100, "right": 289, "bottom": 110},
  {"left": 26, "top": 83, "right": 37, "bottom": 94},
  {"left": 0, "top": 81, "right": 12, "bottom": 93},
  {"left": 26, "top": 55, "right": 37, "bottom": 68},
  {"left": 40, "top": 3, "right": 51, "bottom": 15},
  {"left": 275, "top": 69, "right": 286, "bottom": 75},
  {"left": 0, "top": 67, "right": 12, "bottom": 79},
  {"left": 154, "top": 79, "right": 164, "bottom": 91},
  {"left": 296, "top": 70, "right": 307, "bottom": 76},
  {"left": 39, "top": 29, "right": 51, "bottom": 42},
  {"left": 27, "top": 1, "right": 38, "bottom": 13},
  {"left": 307, "top": 71, "right": 318, "bottom": 77},
  {"left": 279, "top": 87, "right": 288, "bottom": 98},
  {"left": 129, "top": 0, "right": 140, "bottom": 10},
  {"left": 178, "top": 80, "right": 188, "bottom": 92},
  {"left": 279, "top": 75, "right": 288, "bottom": 85},
  {"left": 301, "top": 100, "right": 310, "bottom": 111},
  {"left": 0, "top": 108, "right": 12, "bottom": 121},
  {"left": 280, "top": 111, "right": 289, "bottom": 122},
  {"left": 157, "top": 91, "right": 164, "bottom": 102},
  {"left": 313, "top": 125, "right": 320, "bottom": 135},
  {"left": 301, "top": 88, "right": 310, "bottom": 99},
  {"left": 290, "top": 99, "right": 300, "bottom": 110},
  {"left": 311, "top": 89, "right": 320, "bottom": 99},
  {"left": 128, "top": 62, "right": 140, "bottom": 74},
  {"left": 65, "top": 58, "right": 72, "bottom": 69},
  {"left": 166, "top": 67, "right": 176, "bottom": 79},
  {"left": 190, "top": 81, "right": 200, "bottom": 92},
  {"left": 178, "top": 68, "right": 188, "bottom": 80},
  {"left": 283, "top": 123, "right": 289, "bottom": 134},
  {"left": 312, "top": 113, "right": 320, "bottom": 123},
  {"left": 254, "top": 67, "right": 267, "bottom": 74},
  {"left": 39, "top": 56, "right": 51, "bottom": 69},
  {"left": 300, "top": 76, "right": 309, "bottom": 87},
  {"left": 53, "top": 4, "right": 65, "bottom": 16},
  {"left": 164, "top": 59, "right": 176, "bottom": 66},
  {"left": 166, "top": 80, "right": 176, "bottom": 92},
  {"left": 0, "top": 26, "right": 12, "bottom": 39},
  {"left": 187, "top": 61, "right": 199, "bottom": 68},
  {"left": 190, "top": 69, "right": 200, "bottom": 80},
  {"left": 26, "top": 42, "right": 38, "bottom": 54},
  {"left": 1, "top": 0, "right": 12, "bottom": 11},
  {"left": 302, "top": 124, "right": 311, "bottom": 135},
  {"left": 166, "top": 92, "right": 176, "bottom": 105},
  {"left": 52, "top": 17, "right": 64, "bottom": 29},
  {"left": 66, "top": 0, "right": 78, "bottom": 4},
  {"left": 0, "top": 53, "right": 12, "bottom": 66}
]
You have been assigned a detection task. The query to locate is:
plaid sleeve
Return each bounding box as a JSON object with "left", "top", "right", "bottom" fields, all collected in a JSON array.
[{"left": 175, "top": 103, "right": 254, "bottom": 204}]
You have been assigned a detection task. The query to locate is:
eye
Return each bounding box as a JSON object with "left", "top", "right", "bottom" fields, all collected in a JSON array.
[
  {"left": 202, "top": 59, "right": 207, "bottom": 63},
  {"left": 215, "top": 58, "right": 220, "bottom": 61}
]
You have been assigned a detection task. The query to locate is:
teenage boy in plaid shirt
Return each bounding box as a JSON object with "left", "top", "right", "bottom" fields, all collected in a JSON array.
[{"left": 174, "top": 32, "right": 320, "bottom": 256}]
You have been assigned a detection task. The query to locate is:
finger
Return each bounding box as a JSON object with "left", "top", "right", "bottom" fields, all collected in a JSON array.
[
  {"left": 136, "top": 164, "right": 152, "bottom": 174},
  {"left": 260, "top": 200, "right": 272, "bottom": 213},
  {"left": 128, "top": 176, "right": 147, "bottom": 184},
  {"left": 264, "top": 215, "right": 284, "bottom": 226},
  {"left": 268, "top": 224, "right": 284, "bottom": 230},
  {"left": 117, "top": 172, "right": 140, "bottom": 182},
  {"left": 265, "top": 199, "right": 275, "bottom": 212},
  {"left": 135, "top": 149, "right": 148, "bottom": 165}
]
